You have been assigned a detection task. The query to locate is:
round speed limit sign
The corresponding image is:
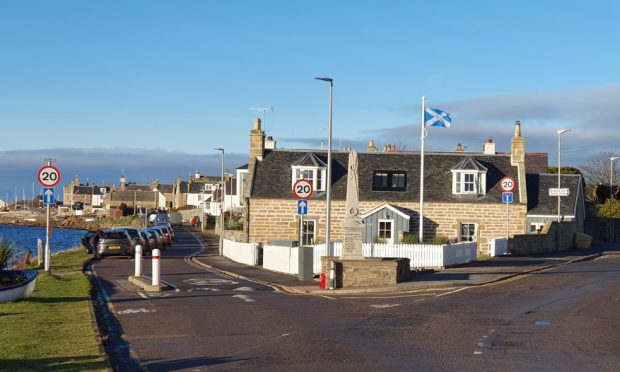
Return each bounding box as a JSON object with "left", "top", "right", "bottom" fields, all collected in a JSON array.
[
  {"left": 499, "top": 176, "right": 515, "bottom": 192},
  {"left": 292, "top": 179, "right": 314, "bottom": 200},
  {"left": 37, "top": 165, "right": 61, "bottom": 187}
]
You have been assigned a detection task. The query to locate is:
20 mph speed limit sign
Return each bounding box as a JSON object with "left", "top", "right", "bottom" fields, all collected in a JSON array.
[
  {"left": 292, "top": 179, "right": 313, "bottom": 200},
  {"left": 37, "top": 165, "right": 61, "bottom": 187},
  {"left": 499, "top": 176, "right": 515, "bottom": 192}
]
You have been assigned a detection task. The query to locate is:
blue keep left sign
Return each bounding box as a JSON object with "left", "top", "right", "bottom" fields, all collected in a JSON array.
[
  {"left": 502, "top": 191, "right": 513, "bottom": 204},
  {"left": 297, "top": 200, "right": 308, "bottom": 215},
  {"left": 43, "top": 188, "right": 55, "bottom": 205}
]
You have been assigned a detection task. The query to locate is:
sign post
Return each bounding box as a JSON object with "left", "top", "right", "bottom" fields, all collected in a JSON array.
[
  {"left": 38, "top": 160, "right": 61, "bottom": 273},
  {"left": 293, "top": 179, "right": 313, "bottom": 245},
  {"left": 500, "top": 177, "right": 516, "bottom": 240}
]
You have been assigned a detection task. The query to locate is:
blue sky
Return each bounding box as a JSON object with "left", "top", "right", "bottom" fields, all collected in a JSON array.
[{"left": 1, "top": 1, "right": 620, "bottom": 201}]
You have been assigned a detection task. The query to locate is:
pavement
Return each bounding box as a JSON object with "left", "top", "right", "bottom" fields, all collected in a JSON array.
[{"left": 190, "top": 229, "right": 620, "bottom": 296}]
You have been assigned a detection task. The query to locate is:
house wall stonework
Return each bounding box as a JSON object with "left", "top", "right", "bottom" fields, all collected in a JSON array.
[{"left": 248, "top": 198, "right": 528, "bottom": 254}]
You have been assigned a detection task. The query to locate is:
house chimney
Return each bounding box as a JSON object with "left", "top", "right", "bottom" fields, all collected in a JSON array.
[
  {"left": 483, "top": 138, "right": 496, "bottom": 154},
  {"left": 368, "top": 140, "right": 377, "bottom": 152},
  {"left": 511, "top": 120, "right": 527, "bottom": 204},
  {"left": 456, "top": 143, "right": 465, "bottom": 152},
  {"left": 265, "top": 135, "right": 277, "bottom": 150},
  {"left": 245, "top": 118, "right": 266, "bottom": 199}
]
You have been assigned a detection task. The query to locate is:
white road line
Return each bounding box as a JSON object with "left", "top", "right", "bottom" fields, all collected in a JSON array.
[
  {"left": 138, "top": 292, "right": 148, "bottom": 299},
  {"left": 435, "top": 287, "right": 469, "bottom": 297},
  {"left": 370, "top": 304, "right": 401, "bottom": 309},
  {"left": 232, "top": 294, "right": 255, "bottom": 303},
  {"left": 320, "top": 295, "right": 337, "bottom": 300}
]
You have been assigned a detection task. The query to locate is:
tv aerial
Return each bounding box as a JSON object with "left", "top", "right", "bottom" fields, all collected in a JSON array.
[{"left": 248, "top": 106, "right": 274, "bottom": 124}]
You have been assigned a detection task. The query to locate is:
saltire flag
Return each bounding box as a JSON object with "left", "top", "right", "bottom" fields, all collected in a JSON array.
[{"left": 424, "top": 107, "right": 452, "bottom": 128}]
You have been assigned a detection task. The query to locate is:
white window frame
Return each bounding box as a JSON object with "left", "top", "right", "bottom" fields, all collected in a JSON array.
[
  {"left": 529, "top": 222, "right": 545, "bottom": 234},
  {"left": 460, "top": 223, "right": 477, "bottom": 242},
  {"left": 378, "top": 219, "right": 394, "bottom": 243},
  {"left": 302, "top": 219, "right": 316, "bottom": 245},
  {"left": 451, "top": 170, "right": 487, "bottom": 195},
  {"left": 291, "top": 166, "right": 326, "bottom": 192}
]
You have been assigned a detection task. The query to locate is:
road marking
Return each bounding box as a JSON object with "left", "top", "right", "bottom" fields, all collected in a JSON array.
[
  {"left": 474, "top": 351, "right": 482, "bottom": 355},
  {"left": 370, "top": 304, "right": 400, "bottom": 309},
  {"left": 320, "top": 295, "right": 336, "bottom": 300},
  {"left": 232, "top": 294, "right": 255, "bottom": 303},
  {"left": 281, "top": 333, "right": 290, "bottom": 337},
  {"left": 535, "top": 320, "right": 550, "bottom": 327},
  {"left": 138, "top": 292, "right": 148, "bottom": 299},
  {"left": 233, "top": 286, "right": 254, "bottom": 291},
  {"left": 117, "top": 308, "right": 157, "bottom": 314},
  {"left": 183, "top": 278, "right": 239, "bottom": 286},
  {"left": 188, "top": 287, "right": 220, "bottom": 292},
  {"left": 435, "top": 287, "right": 468, "bottom": 297}
]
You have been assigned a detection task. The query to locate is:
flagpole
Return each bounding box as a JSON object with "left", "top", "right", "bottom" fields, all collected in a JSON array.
[{"left": 419, "top": 96, "right": 426, "bottom": 242}]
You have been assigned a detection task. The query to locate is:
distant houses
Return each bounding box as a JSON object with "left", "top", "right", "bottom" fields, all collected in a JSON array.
[{"left": 63, "top": 170, "right": 238, "bottom": 218}]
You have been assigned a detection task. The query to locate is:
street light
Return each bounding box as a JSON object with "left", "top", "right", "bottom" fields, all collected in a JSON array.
[
  {"left": 214, "top": 148, "right": 224, "bottom": 256},
  {"left": 315, "top": 76, "right": 333, "bottom": 255},
  {"left": 557, "top": 129, "right": 571, "bottom": 251},
  {"left": 610, "top": 156, "right": 619, "bottom": 241}
]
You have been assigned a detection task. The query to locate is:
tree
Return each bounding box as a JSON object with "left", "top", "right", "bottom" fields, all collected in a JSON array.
[
  {"left": 595, "top": 198, "right": 620, "bottom": 218},
  {"left": 580, "top": 151, "right": 620, "bottom": 185},
  {"left": 547, "top": 166, "right": 582, "bottom": 175}
]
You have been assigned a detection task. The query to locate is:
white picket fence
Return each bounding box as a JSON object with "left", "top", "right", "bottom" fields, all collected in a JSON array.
[
  {"left": 222, "top": 239, "right": 258, "bottom": 266},
  {"left": 222, "top": 239, "right": 478, "bottom": 276},
  {"left": 311, "top": 242, "right": 477, "bottom": 274}
]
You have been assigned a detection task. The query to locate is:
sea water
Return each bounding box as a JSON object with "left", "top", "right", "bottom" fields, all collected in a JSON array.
[{"left": 0, "top": 224, "right": 86, "bottom": 256}]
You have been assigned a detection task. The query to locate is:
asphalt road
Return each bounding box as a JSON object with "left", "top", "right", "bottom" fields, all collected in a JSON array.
[{"left": 91, "top": 227, "right": 620, "bottom": 371}]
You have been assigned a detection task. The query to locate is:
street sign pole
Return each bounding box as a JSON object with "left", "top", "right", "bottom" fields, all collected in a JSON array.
[
  {"left": 38, "top": 158, "right": 60, "bottom": 273},
  {"left": 506, "top": 198, "right": 509, "bottom": 239},
  {"left": 44, "top": 160, "right": 52, "bottom": 273}
]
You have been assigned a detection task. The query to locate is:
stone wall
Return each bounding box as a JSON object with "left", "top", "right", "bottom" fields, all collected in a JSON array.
[
  {"left": 321, "top": 257, "right": 410, "bottom": 287},
  {"left": 509, "top": 221, "right": 577, "bottom": 255},
  {"left": 248, "top": 198, "right": 528, "bottom": 254}
]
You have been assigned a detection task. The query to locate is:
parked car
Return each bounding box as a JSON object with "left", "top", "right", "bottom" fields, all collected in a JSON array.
[
  {"left": 81, "top": 230, "right": 103, "bottom": 254},
  {"left": 153, "top": 226, "right": 172, "bottom": 248},
  {"left": 156, "top": 223, "right": 174, "bottom": 241},
  {"left": 137, "top": 230, "right": 153, "bottom": 256},
  {"left": 118, "top": 227, "right": 144, "bottom": 252},
  {"left": 169, "top": 212, "right": 183, "bottom": 226},
  {"left": 142, "top": 229, "right": 160, "bottom": 252},
  {"left": 94, "top": 230, "right": 133, "bottom": 259},
  {"left": 146, "top": 227, "right": 168, "bottom": 250}
]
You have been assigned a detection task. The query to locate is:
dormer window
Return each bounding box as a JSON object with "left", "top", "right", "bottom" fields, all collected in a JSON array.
[
  {"left": 373, "top": 171, "right": 406, "bottom": 191},
  {"left": 451, "top": 157, "right": 487, "bottom": 196},
  {"left": 291, "top": 153, "right": 328, "bottom": 193}
]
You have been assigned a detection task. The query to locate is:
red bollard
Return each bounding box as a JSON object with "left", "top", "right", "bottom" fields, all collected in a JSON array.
[{"left": 319, "top": 272, "right": 327, "bottom": 289}]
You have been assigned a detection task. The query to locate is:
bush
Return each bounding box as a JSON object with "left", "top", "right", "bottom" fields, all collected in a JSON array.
[
  {"left": 373, "top": 237, "right": 387, "bottom": 244},
  {"left": 428, "top": 235, "right": 450, "bottom": 244},
  {"left": 0, "top": 239, "right": 16, "bottom": 271},
  {"left": 401, "top": 234, "right": 419, "bottom": 244}
]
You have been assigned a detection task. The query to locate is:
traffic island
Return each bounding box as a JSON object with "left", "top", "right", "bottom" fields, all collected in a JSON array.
[{"left": 127, "top": 275, "right": 167, "bottom": 292}]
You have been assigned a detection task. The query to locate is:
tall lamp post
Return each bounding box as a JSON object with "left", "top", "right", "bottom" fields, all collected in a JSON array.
[
  {"left": 315, "top": 76, "right": 333, "bottom": 255},
  {"left": 556, "top": 129, "right": 571, "bottom": 251},
  {"left": 214, "top": 148, "right": 225, "bottom": 256},
  {"left": 610, "top": 156, "right": 619, "bottom": 241}
]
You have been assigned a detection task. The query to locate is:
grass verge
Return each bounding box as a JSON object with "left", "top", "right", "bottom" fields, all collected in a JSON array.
[{"left": 0, "top": 249, "right": 108, "bottom": 371}]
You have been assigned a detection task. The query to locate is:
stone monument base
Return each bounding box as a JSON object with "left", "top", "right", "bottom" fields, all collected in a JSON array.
[{"left": 321, "top": 257, "right": 410, "bottom": 288}]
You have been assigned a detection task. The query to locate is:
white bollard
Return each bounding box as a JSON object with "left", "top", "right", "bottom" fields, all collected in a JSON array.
[
  {"left": 329, "top": 260, "right": 336, "bottom": 290},
  {"left": 134, "top": 245, "right": 142, "bottom": 277},
  {"left": 151, "top": 249, "right": 160, "bottom": 286}
]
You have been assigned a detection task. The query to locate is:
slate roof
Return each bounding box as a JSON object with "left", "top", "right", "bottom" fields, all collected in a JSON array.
[
  {"left": 109, "top": 190, "right": 158, "bottom": 202},
  {"left": 526, "top": 173, "right": 582, "bottom": 216},
  {"left": 251, "top": 149, "right": 521, "bottom": 204},
  {"left": 291, "top": 153, "right": 327, "bottom": 167},
  {"left": 451, "top": 156, "right": 488, "bottom": 171},
  {"left": 157, "top": 184, "right": 173, "bottom": 193}
]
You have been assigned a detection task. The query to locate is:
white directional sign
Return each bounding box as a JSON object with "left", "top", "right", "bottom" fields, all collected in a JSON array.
[
  {"left": 37, "top": 165, "right": 61, "bottom": 187},
  {"left": 292, "top": 179, "right": 313, "bottom": 200},
  {"left": 297, "top": 200, "right": 308, "bottom": 215},
  {"left": 43, "top": 188, "right": 55, "bottom": 205},
  {"left": 499, "top": 177, "right": 515, "bottom": 192},
  {"left": 549, "top": 188, "right": 570, "bottom": 197}
]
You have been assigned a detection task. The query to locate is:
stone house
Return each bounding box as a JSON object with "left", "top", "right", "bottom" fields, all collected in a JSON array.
[
  {"left": 62, "top": 176, "right": 111, "bottom": 214},
  {"left": 242, "top": 119, "right": 585, "bottom": 255}
]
